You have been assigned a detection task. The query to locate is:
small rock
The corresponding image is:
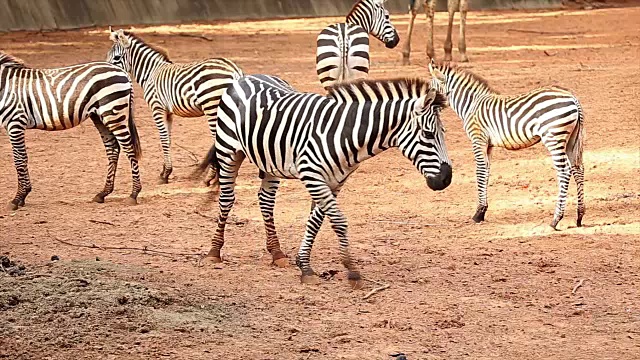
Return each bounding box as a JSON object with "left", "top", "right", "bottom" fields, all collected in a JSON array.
[
  {"left": 139, "top": 326, "right": 150, "bottom": 334},
  {"left": 95, "top": 257, "right": 101, "bottom": 261},
  {"left": 51, "top": 255, "right": 60, "bottom": 261},
  {"left": 0, "top": 256, "right": 12, "bottom": 268}
]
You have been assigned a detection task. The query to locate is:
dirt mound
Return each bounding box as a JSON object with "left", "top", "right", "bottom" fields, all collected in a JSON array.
[{"left": 0, "top": 260, "right": 243, "bottom": 358}]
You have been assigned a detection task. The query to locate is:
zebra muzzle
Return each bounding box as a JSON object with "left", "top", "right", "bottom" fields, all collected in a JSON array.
[
  {"left": 426, "top": 163, "right": 452, "bottom": 191},
  {"left": 385, "top": 31, "right": 400, "bottom": 49}
]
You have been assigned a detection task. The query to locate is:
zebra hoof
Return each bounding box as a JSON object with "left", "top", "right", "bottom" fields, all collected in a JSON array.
[
  {"left": 157, "top": 177, "right": 169, "bottom": 185},
  {"left": 200, "top": 255, "right": 223, "bottom": 266},
  {"left": 124, "top": 197, "right": 138, "bottom": 206},
  {"left": 272, "top": 257, "right": 289, "bottom": 268},
  {"left": 300, "top": 274, "right": 320, "bottom": 285},
  {"left": 92, "top": 194, "right": 105, "bottom": 203},
  {"left": 7, "top": 202, "right": 18, "bottom": 211},
  {"left": 347, "top": 271, "right": 364, "bottom": 290}
]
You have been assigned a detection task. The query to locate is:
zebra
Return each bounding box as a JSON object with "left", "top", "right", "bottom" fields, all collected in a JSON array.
[
  {"left": 0, "top": 51, "right": 142, "bottom": 210},
  {"left": 316, "top": 0, "right": 400, "bottom": 90},
  {"left": 402, "top": 0, "right": 469, "bottom": 65},
  {"left": 428, "top": 61, "right": 585, "bottom": 229},
  {"left": 195, "top": 74, "right": 452, "bottom": 288},
  {"left": 106, "top": 28, "right": 243, "bottom": 185}
]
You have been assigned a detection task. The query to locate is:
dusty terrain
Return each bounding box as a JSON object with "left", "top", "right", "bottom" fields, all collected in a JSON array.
[{"left": 1, "top": 7, "right": 639, "bottom": 360}]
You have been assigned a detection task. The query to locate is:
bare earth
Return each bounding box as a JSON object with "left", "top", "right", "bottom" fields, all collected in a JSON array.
[{"left": 1, "top": 7, "right": 639, "bottom": 360}]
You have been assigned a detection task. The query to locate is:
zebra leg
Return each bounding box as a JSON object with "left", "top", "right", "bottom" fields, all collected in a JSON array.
[
  {"left": 203, "top": 113, "right": 219, "bottom": 189},
  {"left": 472, "top": 141, "right": 491, "bottom": 223},
  {"left": 444, "top": 0, "right": 458, "bottom": 62},
  {"left": 572, "top": 165, "right": 585, "bottom": 227},
  {"left": 153, "top": 107, "right": 173, "bottom": 184},
  {"left": 401, "top": 3, "right": 418, "bottom": 65},
  {"left": 296, "top": 203, "right": 326, "bottom": 284},
  {"left": 204, "top": 152, "right": 244, "bottom": 263},
  {"left": 7, "top": 123, "right": 32, "bottom": 210},
  {"left": 425, "top": 0, "right": 437, "bottom": 60},
  {"left": 306, "top": 184, "right": 364, "bottom": 289},
  {"left": 459, "top": 0, "right": 469, "bottom": 62},
  {"left": 91, "top": 117, "right": 120, "bottom": 204},
  {"left": 103, "top": 116, "right": 142, "bottom": 205},
  {"left": 543, "top": 136, "right": 571, "bottom": 230},
  {"left": 258, "top": 175, "right": 288, "bottom": 267}
]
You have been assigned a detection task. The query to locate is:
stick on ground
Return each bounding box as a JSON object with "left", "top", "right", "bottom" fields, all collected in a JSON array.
[
  {"left": 572, "top": 279, "right": 585, "bottom": 295},
  {"left": 363, "top": 284, "right": 390, "bottom": 300}
]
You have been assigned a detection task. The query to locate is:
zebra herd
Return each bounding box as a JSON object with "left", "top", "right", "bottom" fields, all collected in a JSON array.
[{"left": 0, "top": 0, "right": 585, "bottom": 287}]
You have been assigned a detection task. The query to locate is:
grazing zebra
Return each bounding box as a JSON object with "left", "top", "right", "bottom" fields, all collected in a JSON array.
[
  {"left": 0, "top": 52, "right": 142, "bottom": 209},
  {"left": 196, "top": 75, "right": 452, "bottom": 288},
  {"left": 316, "top": 0, "right": 400, "bottom": 89},
  {"left": 402, "top": 0, "right": 469, "bottom": 65},
  {"left": 106, "top": 28, "right": 243, "bottom": 185},
  {"left": 428, "top": 61, "right": 585, "bottom": 229}
]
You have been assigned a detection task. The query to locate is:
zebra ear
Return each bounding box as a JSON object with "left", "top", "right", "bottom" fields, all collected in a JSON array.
[
  {"left": 116, "top": 30, "right": 131, "bottom": 48},
  {"left": 415, "top": 89, "right": 437, "bottom": 112},
  {"left": 109, "top": 27, "right": 118, "bottom": 42},
  {"left": 428, "top": 62, "right": 445, "bottom": 81}
]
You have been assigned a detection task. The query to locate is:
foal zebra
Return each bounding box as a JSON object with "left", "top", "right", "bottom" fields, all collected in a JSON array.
[
  {"left": 107, "top": 28, "right": 243, "bottom": 185},
  {"left": 316, "top": 0, "right": 400, "bottom": 89},
  {"left": 0, "top": 52, "right": 141, "bottom": 209},
  {"left": 428, "top": 62, "right": 585, "bottom": 229},
  {"left": 197, "top": 75, "right": 452, "bottom": 288}
]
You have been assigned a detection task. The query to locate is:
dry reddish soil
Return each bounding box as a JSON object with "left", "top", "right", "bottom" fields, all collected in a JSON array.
[{"left": 1, "top": 7, "right": 639, "bottom": 360}]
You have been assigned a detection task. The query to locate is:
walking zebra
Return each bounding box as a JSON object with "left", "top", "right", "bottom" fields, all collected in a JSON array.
[
  {"left": 428, "top": 62, "right": 585, "bottom": 229},
  {"left": 106, "top": 28, "right": 243, "bottom": 185},
  {"left": 0, "top": 52, "right": 142, "bottom": 209},
  {"left": 196, "top": 75, "right": 452, "bottom": 288},
  {"left": 316, "top": 0, "right": 400, "bottom": 89}
]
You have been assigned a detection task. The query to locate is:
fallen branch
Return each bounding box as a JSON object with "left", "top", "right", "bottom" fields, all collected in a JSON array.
[
  {"left": 170, "top": 32, "right": 214, "bottom": 42},
  {"left": 89, "top": 219, "right": 115, "bottom": 226},
  {"left": 363, "top": 284, "right": 390, "bottom": 300},
  {"left": 195, "top": 210, "right": 216, "bottom": 220},
  {"left": 370, "top": 220, "right": 450, "bottom": 226},
  {"left": 48, "top": 231, "right": 202, "bottom": 259},
  {"left": 572, "top": 279, "right": 585, "bottom": 295},
  {"left": 175, "top": 142, "right": 200, "bottom": 165},
  {"left": 506, "top": 28, "right": 585, "bottom": 36}
]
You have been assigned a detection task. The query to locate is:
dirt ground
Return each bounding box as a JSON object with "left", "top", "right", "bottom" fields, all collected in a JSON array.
[{"left": 1, "top": 6, "right": 639, "bottom": 360}]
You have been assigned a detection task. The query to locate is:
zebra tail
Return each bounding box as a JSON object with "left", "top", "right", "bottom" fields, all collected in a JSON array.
[
  {"left": 192, "top": 144, "right": 219, "bottom": 179},
  {"left": 566, "top": 98, "right": 585, "bottom": 168},
  {"left": 128, "top": 93, "right": 142, "bottom": 161}
]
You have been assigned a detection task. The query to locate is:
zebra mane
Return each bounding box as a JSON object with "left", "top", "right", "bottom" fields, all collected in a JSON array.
[
  {"left": 0, "top": 52, "right": 28, "bottom": 68},
  {"left": 327, "top": 78, "right": 447, "bottom": 107},
  {"left": 347, "top": 0, "right": 381, "bottom": 18},
  {"left": 122, "top": 31, "right": 173, "bottom": 63},
  {"left": 439, "top": 63, "right": 498, "bottom": 94}
]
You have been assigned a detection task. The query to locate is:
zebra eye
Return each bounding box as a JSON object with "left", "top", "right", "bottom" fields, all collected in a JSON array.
[
  {"left": 113, "top": 55, "right": 122, "bottom": 61},
  {"left": 422, "top": 130, "right": 435, "bottom": 140}
]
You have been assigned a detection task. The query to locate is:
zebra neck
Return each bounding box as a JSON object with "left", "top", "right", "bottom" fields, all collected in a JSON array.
[
  {"left": 447, "top": 83, "right": 493, "bottom": 123},
  {"left": 332, "top": 100, "right": 408, "bottom": 164},
  {"left": 130, "top": 51, "right": 168, "bottom": 88},
  {"left": 346, "top": 13, "right": 372, "bottom": 33}
]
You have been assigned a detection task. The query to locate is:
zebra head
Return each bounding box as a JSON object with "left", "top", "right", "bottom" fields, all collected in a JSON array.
[
  {"left": 106, "top": 27, "right": 132, "bottom": 72},
  {"left": 348, "top": 0, "right": 400, "bottom": 49},
  {"left": 398, "top": 88, "right": 452, "bottom": 191}
]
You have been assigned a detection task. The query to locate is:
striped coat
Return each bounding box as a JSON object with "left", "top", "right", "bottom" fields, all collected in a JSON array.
[{"left": 0, "top": 52, "right": 141, "bottom": 209}]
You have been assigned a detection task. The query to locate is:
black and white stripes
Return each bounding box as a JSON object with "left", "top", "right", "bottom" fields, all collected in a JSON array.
[
  {"left": 316, "top": 0, "right": 399, "bottom": 89},
  {"left": 107, "top": 29, "right": 243, "bottom": 185},
  {"left": 429, "top": 62, "right": 585, "bottom": 228},
  {"left": 198, "top": 75, "right": 451, "bottom": 287},
  {"left": 0, "top": 51, "right": 142, "bottom": 209}
]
